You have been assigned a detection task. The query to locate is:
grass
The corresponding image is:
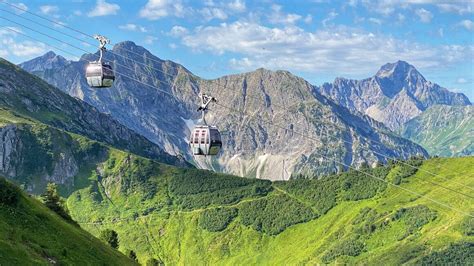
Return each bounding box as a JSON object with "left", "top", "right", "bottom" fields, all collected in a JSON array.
[
  {"left": 67, "top": 155, "right": 474, "bottom": 265},
  {"left": 0, "top": 177, "right": 134, "bottom": 265}
]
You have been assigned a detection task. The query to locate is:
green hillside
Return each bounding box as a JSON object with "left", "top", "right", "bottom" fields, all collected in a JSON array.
[
  {"left": 67, "top": 153, "right": 474, "bottom": 265},
  {"left": 0, "top": 177, "right": 134, "bottom": 265},
  {"left": 401, "top": 105, "right": 473, "bottom": 157}
]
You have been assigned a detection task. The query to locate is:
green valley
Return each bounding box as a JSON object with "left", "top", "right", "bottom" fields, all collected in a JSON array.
[{"left": 67, "top": 154, "right": 474, "bottom": 265}]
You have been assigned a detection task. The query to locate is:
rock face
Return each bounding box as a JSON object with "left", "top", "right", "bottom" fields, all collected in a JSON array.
[
  {"left": 317, "top": 61, "right": 471, "bottom": 130},
  {"left": 20, "top": 43, "right": 427, "bottom": 180},
  {"left": 401, "top": 105, "right": 474, "bottom": 157},
  {"left": 0, "top": 58, "right": 189, "bottom": 168}
]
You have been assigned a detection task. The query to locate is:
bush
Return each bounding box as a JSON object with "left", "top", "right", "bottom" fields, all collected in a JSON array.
[
  {"left": 341, "top": 166, "right": 390, "bottom": 201},
  {"left": 0, "top": 178, "right": 19, "bottom": 206},
  {"left": 461, "top": 217, "right": 474, "bottom": 236},
  {"left": 126, "top": 250, "right": 137, "bottom": 262},
  {"left": 322, "top": 237, "right": 365, "bottom": 263},
  {"left": 393, "top": 205, "right": 437, "bottom": 239},
  {"left": 41, "top": 183, "right": 75, "bottom": 223},
  {"left": 418, "top": 242, "right": 473, "bottom": 265},
  {"left": 239, "top": 195, "right": 316, "bottom": 235},
  {"left": 199, "top": 208, "right": 238, "bottom": 232},
  {"left": 170, "top": 169, "right": 272, "bottom": 210},
  {"left": 99, "top": 229, "right": 119, "bottom": 249},
  {"left": 146, "top": 258, "right": 164, "bottom": 266}
]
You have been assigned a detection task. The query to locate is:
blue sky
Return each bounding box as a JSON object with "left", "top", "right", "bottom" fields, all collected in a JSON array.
[{"left": 0, "top": 0, "right": 472, "bottom": 100}]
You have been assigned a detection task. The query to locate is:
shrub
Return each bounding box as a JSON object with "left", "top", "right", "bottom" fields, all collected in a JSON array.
[
  {"left": 99, "top": 229, "right": 119, "bottom": 249},
  {"left": 239, "top": 195, "right": 316, "bottom": 235},
  {"left": 41, "top": 183, "right": 75, "bottom": 223},
  {"left": 199, "top": 208, "right": 238, "bottom": 232},
  {"left": 322, "top": 237, "right": 366, "bottom": 263},
  {"left": 0, "top": 178, "right": 19, "bottom": 206},
  {"left": 126, "top": 250, "right": 138, "bottom": 262},
  {"left": 146, "top": 258, "right": 164, "bottom": 266},
  {"left": 393, "top": 205, "right": 437, "bottom": 239},
  {"left": 418, "top": 242, "right": 473, "bottom": 265}
]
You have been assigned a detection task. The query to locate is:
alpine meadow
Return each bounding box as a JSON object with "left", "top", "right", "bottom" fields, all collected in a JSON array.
[{"left": 0, "top": 1, "right": 473, "bottom": 265}]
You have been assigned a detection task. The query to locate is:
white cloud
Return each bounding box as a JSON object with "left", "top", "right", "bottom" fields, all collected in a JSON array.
[
  {"left": 304, "top": 14, "right": 313, "bottom": 24},
  {"left": 415, "top": 8, "right": 433, "bottom": 23},
  {"left": 88, "top": 0, "right": 120, "bottom": 17},
  {"left": 268, "top": 5, "right": 302, "bottom": 25},
  {"left": 145, "top": 35, "right": 158, "bottom": 44},
  {"left": 178, "top": 21, "right": 474, "bottom": 76},
  {"left": 228, "top": 0, "right": 246, "bottom": 12},
  {"left": 73, "top": 10, "right": 82, "bottom": 16},
  {"left": 139, "top": 0, "right": 185, "bottom": 20},
  {"left": 11, "top": 2, "right": 28, "bottom": 14},
  {"left": 459, "top": 20, "right": 474, "bottom": 31},
  {"left": 39, "top": 5, "right": 59, "bottom": 15},
  {"left": 322, "top": 11, "right": 337, "bottom": 27},
  {"left": 0, "top": 29, "right": 46, "bottom": 58},
  {"left": 200, "top": 7, "right": 227, "bottom": 21},
  {"left": 169, "top": 25, "right": 189, "bottom": 37},
  {"left": 456, "top": 78, "right": 468, "bottom": 84},
  {"left": 437, "top": 2, "right": 473, "bottom": 15},
  {"left": 119, "top": 23, "right": 147, "bottom": 33},
  {"left": 368, "top": 17, "right": 382, "bottom": 25}
]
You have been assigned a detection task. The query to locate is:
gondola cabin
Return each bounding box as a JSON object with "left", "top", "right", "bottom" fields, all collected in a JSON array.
[
  {"left": 190, "top": 125, "right": 222, "bottom": 156},
  {"left": 86, "top": 62, "right": 115, "bottom": 88}
]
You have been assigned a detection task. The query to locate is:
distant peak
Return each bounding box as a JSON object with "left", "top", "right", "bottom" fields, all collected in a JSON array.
[
  {"left": 43, "top": 51, "right": 57, "bottom": 58},
  {"left": 376, "top": 60, "right": 419, "bottom": 78}
]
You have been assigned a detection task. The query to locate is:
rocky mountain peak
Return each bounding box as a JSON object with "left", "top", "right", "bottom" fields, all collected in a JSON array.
[
  {"left": 19, "top": 50, "right": 69, "bottom": 72},
  {"left": 376, "top": 60, "right": 420, "bottom": 79}
]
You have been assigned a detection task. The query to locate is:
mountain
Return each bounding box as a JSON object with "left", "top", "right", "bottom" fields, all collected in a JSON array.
[
  {"left": 0, "top": 58, "right": 189, "bottom": 168},
  {"left": 1, "top": 55, "right": 472, "bottom": 264},
  {"left": 0, "top": 177, "right": 134, "bottom": 264},
  {"left": 317, "top": 60, "right": 471, "bottom": 130},
  {"left": 68, "top": 154, "right": 474, "bottom": 265},
  {"left": 401, "top": 105, "right": 473, "bottom": 157},
  {"left": 20, "top": 43, "right": 427, "bottom": 180}
]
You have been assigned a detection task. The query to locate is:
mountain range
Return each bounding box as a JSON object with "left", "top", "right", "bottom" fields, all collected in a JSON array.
[
  {"left": 21, "top": 41, "right": 468, "bottom": 180},
  {"left": 0, "top": 53, "right": 472, "bottom": 264}
]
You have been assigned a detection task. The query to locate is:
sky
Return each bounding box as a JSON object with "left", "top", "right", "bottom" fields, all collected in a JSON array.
[{"left": 0, "top": 0, "right": 473, "bottom": 100}]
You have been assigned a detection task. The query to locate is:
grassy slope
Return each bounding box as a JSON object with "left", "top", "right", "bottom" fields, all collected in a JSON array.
[
  {"left": 68, "top": 154, "right": 474, "bottom": 265},
  {"left": 0, "top": 178, "right": 134, "bottom": 265},
  {"left": 401, "top": 105, "right": 473, "bottom": 157}
]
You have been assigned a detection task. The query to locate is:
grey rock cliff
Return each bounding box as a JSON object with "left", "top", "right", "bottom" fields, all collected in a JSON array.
[{"left": 21, "top": 44, "right": 428, "bottom": 180}]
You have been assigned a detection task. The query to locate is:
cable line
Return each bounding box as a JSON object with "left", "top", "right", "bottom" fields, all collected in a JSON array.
[
  {"left": 1, "top": 5, "right": 471, "bottom": 184},
  {"left": 1, "top": 25, "right": 473, "bottom": 220}
]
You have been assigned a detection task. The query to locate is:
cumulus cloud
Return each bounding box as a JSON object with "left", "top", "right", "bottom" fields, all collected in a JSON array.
[
  {"left": 200, "top": 7, "right": 227, "bottom": 21},
  {"left": 145, "top": 35, "right": 158, "bottom": 44},
  {"left": 228, "top": 0, "right": 246, "bottom": 12},
  {"left": 169, "top": 25, "right": 189, "bottom": 37},
  {"left": 0, "top": 27, "right": 46, "bottom": 58},
  {"left": 88, "top": 0, "right": 120, "bottom": 17},
  {"left": 415, "top": 8, "right": 433, "bottom": 23},
  {"left": 178, "top": 21, "right": 473, "bottom": 76},
  {"left": 119, "top": 23, "right": 147, "bottom": 33},
  {"left": 268, "top": 5, "right": 302, "bottom": 25},
  {"left": 456, "top": 78, "right": 468, "bottom": 84},
  {"left": 437, "top": 2, "right": 473, "bottom": 15},
  {"left": 39, "top": 5, "right": 59, "bottom": 15},
  {"left": 368, "top": 17, "right": 382, "bottom": 25},
  {"left": 459, "top": 20, "right": 474, "bottom": 31},
  {"left": 139, "top": 0, "right": 185, "bottom": 20}
]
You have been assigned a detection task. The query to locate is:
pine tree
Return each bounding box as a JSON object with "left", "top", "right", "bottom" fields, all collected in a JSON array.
[
  {"left": 40, "top": 183, "right": 74, "bottom": 222},
  {"left": 100, "top": 229, "right": 119, "bottom": 249}
]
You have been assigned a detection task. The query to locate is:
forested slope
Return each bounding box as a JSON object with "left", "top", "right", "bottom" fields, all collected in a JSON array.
[{"left": 68, "top": 155, "right": 474, "bottom": 265}]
